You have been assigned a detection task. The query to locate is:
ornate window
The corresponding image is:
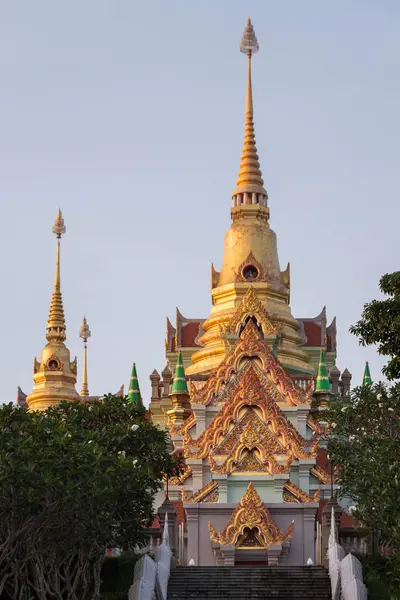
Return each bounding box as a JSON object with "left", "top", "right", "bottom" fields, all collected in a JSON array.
[
  {"left": 242, "top": 264, "right": 259, "bottom": 281},
  {"left": 46, "top": 356, "right": 62, "bottom": 371}
]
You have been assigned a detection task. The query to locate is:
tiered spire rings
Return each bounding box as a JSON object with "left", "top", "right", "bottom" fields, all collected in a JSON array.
[
  {"left": 232, "top": 17, "right": 268, "bottom": 208},
  {"left": 46, "top": 210, "right": 67, "bottom": 343}
]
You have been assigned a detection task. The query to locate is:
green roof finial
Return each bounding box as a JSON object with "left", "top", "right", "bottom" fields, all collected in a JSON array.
[
  {"left": 171, "top": 352, "right": 188, "bottom": 395},
  {"left": 128, "top": 363, "right": 142, "bottom": 407},
  {"left": 315, "top": 349, "right": 331, "bottom": 392},
  {"left": 363, "top": 361, "right": 372, "bottom": 386}
]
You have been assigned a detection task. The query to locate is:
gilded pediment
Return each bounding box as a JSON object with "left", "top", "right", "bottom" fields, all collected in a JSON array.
[
  {"left": 184, "top": 364, "right": 316, "bottom": 463},
  {"left": 209, "top": 483, "right": 294, "bottom": 547},
  {"left": 191, "top": 319, "right": 311, "bottom": 407},
  {"left": 227, "top": 287, "right": 278, "bottom": 336}
]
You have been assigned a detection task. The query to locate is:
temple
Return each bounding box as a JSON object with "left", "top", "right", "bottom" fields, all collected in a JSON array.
[
  {"left": 18, "top": 18, "right": 367, "bottom": 568},
  {"left": 148, "top": 18, "right": 354, "bottom": 566}
]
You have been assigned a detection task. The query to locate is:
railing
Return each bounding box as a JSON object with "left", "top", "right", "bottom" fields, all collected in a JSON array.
[
  {"left": 328, "top": 508, "right": 368, "bottom": 600},
  {"left": 129, "top": 515, "right": 172, "bottom": 600},
  {"left": 340, "top": 534, "right": 370, "bottom": 557}
]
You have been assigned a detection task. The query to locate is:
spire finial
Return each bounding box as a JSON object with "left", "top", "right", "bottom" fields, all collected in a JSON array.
[
  {"left": 363, "top": 361, "right": 372, "bottom": 386},
  {"left": 128, "top": 363, "right": 143, "bottom": 407},
  {"left": 171, "top": 352, "right": 189, "bottom": 395},
  {"left": 315, "top": 348, "right": 331, "bottom": 393},
  {"left": 46, "top": 210, "right": 67, "bottom": 343},
  {"left": 80, "top": 316, "right": 91, "bottom": 396},
  {"left": 232, "top": 18, "right": 267, "bottom": 206}
]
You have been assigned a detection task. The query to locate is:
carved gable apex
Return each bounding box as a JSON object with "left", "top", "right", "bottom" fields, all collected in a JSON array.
[
  {"left": 235, "top": 450, "right": 269, "bottom": 473},
  {"left": 191, "top": 318, "right": 310, "bottom": 407},
  {"left": 209, "top": 483, "right": 294, "bottom": 547},
  {"left": 228, "top": 287, "right": 278, "bottom": 336}
]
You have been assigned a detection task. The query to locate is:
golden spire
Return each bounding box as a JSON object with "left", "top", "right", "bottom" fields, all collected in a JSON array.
[
  {"left": 79, "top": 316, "right": 91, "bottom": 397},
  {"left": 232, "top": 17, "right": 268, "bottom": 204},
  {"left": 27, "top": 210, "right": 80, "bottom": 411},
  {"left": 46, "top": 210, "right": 67, "bottom": 343}
]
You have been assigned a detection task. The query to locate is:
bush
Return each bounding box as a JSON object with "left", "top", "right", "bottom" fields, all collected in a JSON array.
[{"left": 100, "top": 552, "right": 142, "bottom": 599}]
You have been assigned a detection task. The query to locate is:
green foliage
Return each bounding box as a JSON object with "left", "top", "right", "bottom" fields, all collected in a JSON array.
[
  {"left": 359, "top": 556, "right": 400, "bottom": 600},
  {"left": 0, "top": 395, "right": 181, "bottom": 600},
  {"left": 350, "top": 272, "right": 400, "bottom": 381},
  {"left": 100, "top": 552, "right": 141, "bottom": 599},
  {"left": 325, "top": 383, "right": 400, "bottom": 585}
]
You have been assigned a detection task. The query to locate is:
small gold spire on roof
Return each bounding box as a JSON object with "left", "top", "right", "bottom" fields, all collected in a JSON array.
[
  {"left": 80, "top": 316, "right": 91, "bottom": 397},
  {"left": 233, "top": 17, "right": 267, "bottom": 199},
  {"left": 46, "top": 210, "right": 67, "bottom": 343}
]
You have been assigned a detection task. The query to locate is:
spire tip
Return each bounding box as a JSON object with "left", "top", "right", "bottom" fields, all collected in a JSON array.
[
  {"left": 52, "top": 209, "right": 66, "bottom": 239},
  {"left": 240, "top": 17, "right": 259, "bottom": 55}
]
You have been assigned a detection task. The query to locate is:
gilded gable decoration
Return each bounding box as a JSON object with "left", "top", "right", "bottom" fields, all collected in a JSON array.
[
  {"left": 208, "top": 483, "right": 294, "bottom": 547},
  {"left": 228, "top": 287, "right": 278, "bottom": 336},
  {"left": 191, "top": 319, "right": 310, "bottom": 407},
  {"left": 184, "top": 480, "right": 219, "bottom": 503},
  {"left": 283, "top": 481, "right": 320, "bottom": 504},
  {"left": 184, "top": 364, "right": 316, "bottom": 464}
]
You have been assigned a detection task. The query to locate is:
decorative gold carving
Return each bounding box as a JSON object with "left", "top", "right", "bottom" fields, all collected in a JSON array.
[
  {"left": 235, "top": 450, "right": 268, "bottom": 472},
  {"left": 184, "top": 363, "right": 315, "bottom": 467},
  {"left": 184, "top": 480, "right": 219, "bottom": 503},
  {"left": 283, "top": 491, "right": 298, "bottom": 503},
  {"left": 311, "top": 466, "right": 337, "bottom": 485},
  {"left": 45, "top": 355, "right": 63, "bottom": 371},
  {"left": 228, "top": 288, "right": 278, "bottom": 336},
  {"left": 283, "top": 481, "right": 320, "bottom": 503},
  {"left": 307, "top": 414, "right": 326, "bottom": 436},
  {"left": 235, "top": 252, "right": 268, "bottom": 283},
  {"left": 191, "top": 319, "right": 308, "bottom": 407},
  {"left": 168, "top": 462, "right": 192, "bottom": 485},
  {"left": 168, "top": 411, "right": 196, "bottom": 438},
  {"left": 208, "top": 483, "right": 294, "bottom": 547},
  {"left": 240, "top": 421, "right": 262, "bottom": 450}
]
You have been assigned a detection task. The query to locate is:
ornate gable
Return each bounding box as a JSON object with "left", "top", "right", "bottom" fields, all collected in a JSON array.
[
  {"left": 227, "top": 287, "right": 278, "bottom": 336},
  {"left": 208, "top": 483, "right": 294, "bottom": 547},
  {"left": 191, "top": 319, "right": 312, "bottom": 407},
  {"left": 184, "top": 362, "right": 317, "bottom": 466}
]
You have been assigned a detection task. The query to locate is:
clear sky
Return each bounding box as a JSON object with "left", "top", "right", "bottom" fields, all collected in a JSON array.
[{"left": 1, "top": 1, "right": 399, "bottom": 404}]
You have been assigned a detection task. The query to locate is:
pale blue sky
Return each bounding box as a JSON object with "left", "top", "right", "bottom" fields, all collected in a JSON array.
[{"left": 1, "top": 1, "right": 399, "bottom": 404}]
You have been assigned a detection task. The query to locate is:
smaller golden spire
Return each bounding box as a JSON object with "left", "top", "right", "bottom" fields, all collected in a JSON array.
[
  {"left": 233, "top": 18, "right": 268, "bottom": 204},
  {"left": 79, "top": 316, "right": 91, "bottom": 397},
  {"left": 47, "top": 210, "right": 67, "bottom": 343}
]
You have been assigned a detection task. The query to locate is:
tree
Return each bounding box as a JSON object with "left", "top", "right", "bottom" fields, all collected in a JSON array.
[
  {"left": 350, "top": 271, "right": 400, "bottom": 381},
  {"left": 0, "top": 395, "right": 181, "bottom": 600},
  {"left": 326, "top": 383, "right": 400, "bottom": 556}
]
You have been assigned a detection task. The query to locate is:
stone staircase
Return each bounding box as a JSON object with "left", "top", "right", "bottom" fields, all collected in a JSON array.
[{"left": 167, "top": 566, "right": 331, "bottom": 600}]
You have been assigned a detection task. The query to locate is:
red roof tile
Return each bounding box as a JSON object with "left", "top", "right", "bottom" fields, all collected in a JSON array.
[
  {"left": 316, "top": 447, "right": 329, "bottom": 470},
  {"left": 303, "top": 321, "right": 322, "bottom": 346},
  {"left": 181, "top": 322, "right": 201, "bottom": 347}
]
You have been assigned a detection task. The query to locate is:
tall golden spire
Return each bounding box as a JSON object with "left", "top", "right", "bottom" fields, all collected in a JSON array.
[
  {"left": 47, "top": 210, "right": 67, "bottom": 343},
  {"left": 187, "top": 18, "right": 312, "bottom": 378},
  {"left": 232, "top": 17, "right": 268, "bottom": 206},
  {"left": 79, "top": 316, "right": 91, "bottom": 397},
  {"left": 26, "top": 210, "right": 79, "bottom": 411}
]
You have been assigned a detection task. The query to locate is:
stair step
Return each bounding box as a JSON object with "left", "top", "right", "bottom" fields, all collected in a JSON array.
[{"left": 167, "top": 566, "right": 331, "bottom": 600}]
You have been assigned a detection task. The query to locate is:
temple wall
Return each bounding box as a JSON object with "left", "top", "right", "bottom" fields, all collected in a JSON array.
[
  {"left": 185, "top": 503, "right": 317, "bottom": 567},
  {"left": 227, "top": 478, "right": 282, "bottom": 504}
]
